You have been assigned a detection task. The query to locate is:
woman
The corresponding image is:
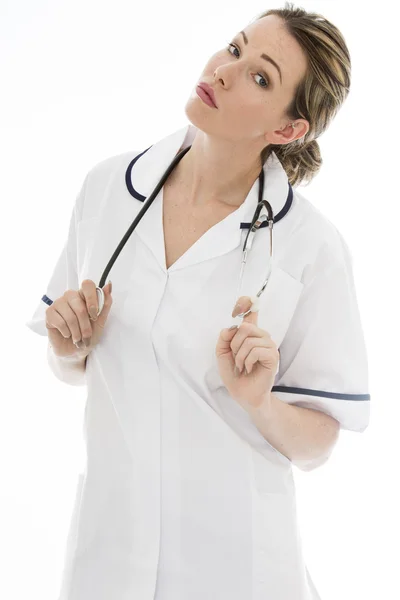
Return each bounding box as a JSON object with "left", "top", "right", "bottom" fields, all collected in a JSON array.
[{"left": 26, "top": 3, "right": 370, "bottom": 599}]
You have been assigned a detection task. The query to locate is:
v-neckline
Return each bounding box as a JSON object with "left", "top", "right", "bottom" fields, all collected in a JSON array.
[{"left": 161, "top": 183, "right": 244, "bottom": 272}]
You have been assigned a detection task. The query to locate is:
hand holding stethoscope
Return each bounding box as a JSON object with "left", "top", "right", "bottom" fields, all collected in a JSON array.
[
  {"left": 215, "top": 292, "right": 280, "bottom": 415},
  {"left": 45, "top": 280, "right": 113, "bottom": 358}
]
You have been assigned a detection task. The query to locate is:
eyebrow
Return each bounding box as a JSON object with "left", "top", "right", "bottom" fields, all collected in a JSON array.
[{"left": 239, "top": 30, "right": 283, "bottom": 85}]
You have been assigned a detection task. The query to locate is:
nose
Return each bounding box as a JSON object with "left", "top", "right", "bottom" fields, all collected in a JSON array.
[
  {"left": 213, "top": 61, "right": 237, "bottom": 88},
  {"left": 213, "top": 68, "right": 226, "bottom": 89}
]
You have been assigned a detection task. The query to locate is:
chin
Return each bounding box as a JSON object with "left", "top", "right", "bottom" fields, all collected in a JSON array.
[{"left": 183, "top": 93, "right": 221, "bottom": 137}]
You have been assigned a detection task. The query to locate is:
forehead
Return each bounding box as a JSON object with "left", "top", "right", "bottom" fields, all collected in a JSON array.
[{"left": 243, "top": 16, "right": 308, "bottom": 86}]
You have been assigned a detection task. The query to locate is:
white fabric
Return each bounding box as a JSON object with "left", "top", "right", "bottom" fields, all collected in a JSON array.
[{"left": 26, "top": 123, "right": 370, "bottom": 600}]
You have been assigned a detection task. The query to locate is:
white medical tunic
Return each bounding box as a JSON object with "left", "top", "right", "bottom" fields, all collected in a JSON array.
[{"left": 26, "top": 123, "right": 370, "bottom": 600}]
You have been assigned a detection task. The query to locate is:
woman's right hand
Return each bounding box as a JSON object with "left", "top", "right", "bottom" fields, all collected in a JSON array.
[{"left": 45, "top": 279, "right": 113, "bottom": 358}]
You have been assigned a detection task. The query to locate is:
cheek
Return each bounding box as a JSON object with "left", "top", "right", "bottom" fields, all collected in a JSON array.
[
  {"left": 228, "top": 103, "right": 269, "bottom": 138},
  {"left": 238, "top": 95, "right": 280, "bottom": 137}
]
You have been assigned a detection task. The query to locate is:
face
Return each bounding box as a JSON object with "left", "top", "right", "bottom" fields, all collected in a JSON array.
[{"left": 184, "top": 15, "right": 310, "bottom": 148}]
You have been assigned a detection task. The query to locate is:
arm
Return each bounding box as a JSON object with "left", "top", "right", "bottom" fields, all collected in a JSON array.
[
  {"left": 47, "top": 341, "right": 88, "bottom": 387},
  {"left": 245, "top": 230, "right": 369, "bottom": 461},
  {"left": 247, "top": 392, "right": 340, "bottom": 471}
]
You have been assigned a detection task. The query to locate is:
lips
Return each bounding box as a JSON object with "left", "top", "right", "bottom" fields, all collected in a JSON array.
[{"left": 197, "top": 82, "right": 217, "bottom": 108}]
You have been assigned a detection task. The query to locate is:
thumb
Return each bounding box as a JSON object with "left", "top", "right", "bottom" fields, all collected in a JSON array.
[
  {"left": 231, "top": 295, "right": 259, "bottom": 326},
  {"left": 104, "top": 280, "right": 112, "bottom": 295}
]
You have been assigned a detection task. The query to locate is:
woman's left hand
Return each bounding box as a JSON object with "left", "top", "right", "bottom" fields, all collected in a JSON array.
[{"left": 215, "top": 296, "right": 280, "bottom": 411}]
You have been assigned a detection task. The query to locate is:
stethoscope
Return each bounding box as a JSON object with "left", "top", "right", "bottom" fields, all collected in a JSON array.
[{"left": 94, "top": 145, "right": 274, "bottom": 320}]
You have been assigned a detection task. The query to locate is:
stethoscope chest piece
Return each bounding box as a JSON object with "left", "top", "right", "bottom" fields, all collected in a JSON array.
[{"left": 96, "top": 287, "right": 105, "bottom": 317}]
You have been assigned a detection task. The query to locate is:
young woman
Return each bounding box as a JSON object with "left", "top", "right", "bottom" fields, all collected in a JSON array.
[{"left": 27, "top": 4, "right": 370, "bottom": 599}]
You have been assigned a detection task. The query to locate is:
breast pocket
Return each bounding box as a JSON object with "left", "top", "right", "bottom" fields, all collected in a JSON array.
[
  {"left": 256, "top": 265, "right": 304, "bottom": 348},
  {"left": 205, "top": 265, "right": 304, "bottom": 393}
]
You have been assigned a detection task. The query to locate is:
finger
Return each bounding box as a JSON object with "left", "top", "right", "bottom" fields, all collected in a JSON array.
[
  {"left": 231, "top": 295, "right": 259, "bottom": 326},
  {"left": 80, "top": 279, "right": 101, "bottom": 321},
  {"left": 65, "top": 289, "right": 93, "bottom": 343},
  {"left": 48, "top": 295, "right": 84, "bottom": 343},
  {"left": 244, "top": 345, "right": 280, "bottom": 375},
  {"left": 230, "top": 321, "right": 268, "bottom": 357},
  {"left": 234, "top": 336, "right": 275, "bottom": 373},
  {"left": 215, "top": 326, "right": 239, "bottom": 359},
  {"left": 45, "top": 303, "right": 75, "bottom": 340}
]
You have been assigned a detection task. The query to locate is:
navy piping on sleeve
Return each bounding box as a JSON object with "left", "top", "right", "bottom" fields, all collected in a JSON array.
[
  {"left": 125, "top": 146, "right": 294, "bottom": 228},
  {"left": 42, "top": 295, "right": 53, "bottom": 306},
  {"left": 272, "top": 385, "right": 370, "bottom": 401}
]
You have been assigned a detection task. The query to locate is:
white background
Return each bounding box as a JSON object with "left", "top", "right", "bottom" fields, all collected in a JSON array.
[{"left": 2, "top": 0, "right": 398, "bottom": 598}]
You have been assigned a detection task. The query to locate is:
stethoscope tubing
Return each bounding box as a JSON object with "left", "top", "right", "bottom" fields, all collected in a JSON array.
[
  {"left": 94, "top": 146, "right": 192, "bottom": 317},
  {"left": 93, "top": 145, "right": 274, "bottom": 319}
]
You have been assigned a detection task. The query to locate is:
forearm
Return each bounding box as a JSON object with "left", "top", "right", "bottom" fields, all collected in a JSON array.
[
  {"left": 246, "top": 392, "right": 340, "bottom": 471},
  {"left": 47, "top": 341, "right": 88, "bottom": 387}
]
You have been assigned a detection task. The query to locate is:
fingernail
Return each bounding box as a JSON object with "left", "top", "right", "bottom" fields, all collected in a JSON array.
[
  {"left": 74, "top": 340, "right": 85, "bottom": 349},
  {"left": 228, "top": 325, "right": 238, "bottom": 330},
  {"left": 83, "top": 337, "right": 91, "bottom": 348},
  {"left": 89, "top": 306, "right": 97, "bottom": 320},
  {"left": 232, "top": 303, "right": 243, "bottom": 318},
  {"left": 108, "top": 280, "right": 112, "bottom": 293}
]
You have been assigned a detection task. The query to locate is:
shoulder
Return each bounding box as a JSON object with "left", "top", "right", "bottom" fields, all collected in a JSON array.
[
  {"left": 75, "top": 149, "right": 142, "bottom": 220},
  {"left": 287, "top": 188, "right": 354, "bottom": 284},
  {"left": 86, "top": 150, "right": 142, "bottom": 190}
]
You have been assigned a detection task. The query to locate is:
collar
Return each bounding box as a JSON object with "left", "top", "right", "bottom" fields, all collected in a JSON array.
[{"left": 125, "top": 123, "right": 293, "bottom": 229}]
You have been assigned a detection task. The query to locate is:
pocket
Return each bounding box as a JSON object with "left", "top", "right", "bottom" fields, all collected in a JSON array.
[
  {"left": 256, "top": 265, "right": 304, "bottom": 348},
  {"left": 205, "top": 265, "right": 304, "bottom": 392}
]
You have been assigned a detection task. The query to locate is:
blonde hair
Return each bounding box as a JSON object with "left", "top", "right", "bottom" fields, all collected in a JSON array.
[{"left": 253, "top": 2, "right": 351, "bottom": 187}]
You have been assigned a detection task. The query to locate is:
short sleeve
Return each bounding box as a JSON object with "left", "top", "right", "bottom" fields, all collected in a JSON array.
[
  {"left": 271, "top": 230, "right": 370, "bottom": 433},
  {"left": 25, "top": 173, "right": 88, "bottom": 337}
]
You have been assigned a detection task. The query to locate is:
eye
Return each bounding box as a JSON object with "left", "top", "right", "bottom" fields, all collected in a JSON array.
[
  {"left": 226, "top": 43, "right": 270, "bottom": 89},
  {"left": 227, "top": 42, "right": 240, "bottom": 59}
]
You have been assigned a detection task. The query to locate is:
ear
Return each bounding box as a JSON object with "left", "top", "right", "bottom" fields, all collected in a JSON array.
[{"left": 265, "top": 119, "right": 309, "bottom": 146}]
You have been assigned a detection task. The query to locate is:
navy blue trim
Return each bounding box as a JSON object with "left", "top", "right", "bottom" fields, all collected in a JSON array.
[
  {"left": 272, "top": 385, "right": 370, "bottom": 401},
  {"left": 125, "top": 145, "right": 153, "bottom": 202},
  {"left": 125, "top": 145, "right": 293, "bottom": 226},
  {"left": 42, "top": 294, "right": 53, "bottom": 306}
]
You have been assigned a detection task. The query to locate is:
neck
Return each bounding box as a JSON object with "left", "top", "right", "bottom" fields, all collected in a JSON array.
[{"left": 173, "top": 130, "right": 266, "bottom": 208}]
